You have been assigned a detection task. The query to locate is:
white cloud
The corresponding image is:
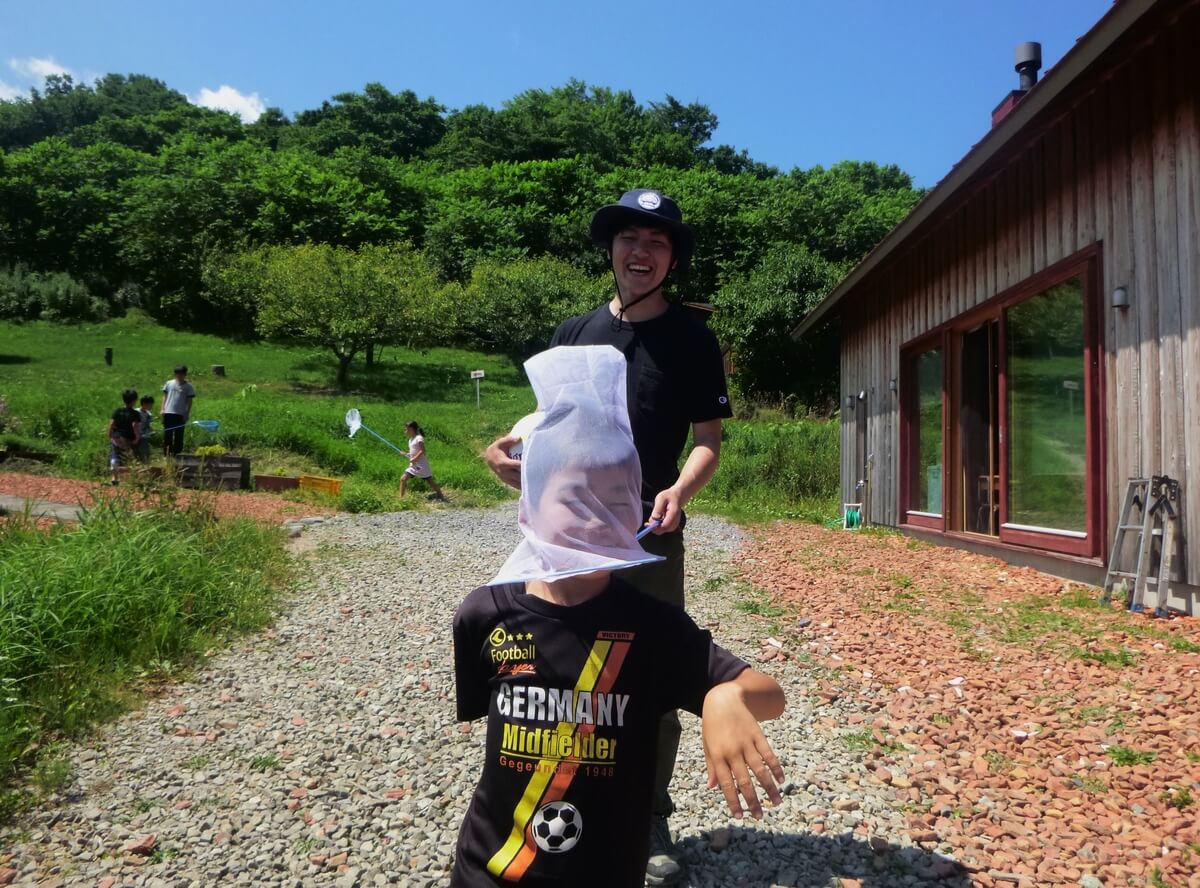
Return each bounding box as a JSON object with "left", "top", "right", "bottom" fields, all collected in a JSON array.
[
  {"left": 193, "top": 84, "right": 265, "bottom": 123},
  {"left": 0, "top": 80, "right": 22, "bottom": 101},
  {"left": 8, "top": 56, "right": 73, "bottom": 81}
]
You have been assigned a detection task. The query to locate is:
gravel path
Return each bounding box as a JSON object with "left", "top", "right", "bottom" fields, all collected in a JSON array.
[{"left": 0, "top": 507, "right": 968, "bottom": 888}]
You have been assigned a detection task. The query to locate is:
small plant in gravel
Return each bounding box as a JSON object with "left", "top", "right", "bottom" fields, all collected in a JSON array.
[
  {"left": 250, "top": 753, "right": 281, "bottom": 772},
  {"left": 294, "top": 837, "right": 317, "bottom": 855},
  {"left": 1105, "top": 712, "right": 1130, "bottom": 736},
  {"left": 131, "top": 796, "right": 159, "bottom": 814},
  {"left": 1149, "top": 867, "right": 1170, "bottom": 888},
  {"left": 1170, "top": 637, "right": 1200, "bottom": 654},
  {"left": 32, "top": 752, "right": 72, "bottom": 795},
  {"left": 150, "top": 847, "right": 180, "bottom": 864},
  {"left": 840, "top": 730, "right": 874, "bottom": 752},
  {"left": 1071, "top": 774, "right": 1108, "bottom": 794},
  {"left": 1185, "top": 751, "right": 1200, "bottom": 764},
  {"left": 1073, "top": 646, "right": 1137, "bottom": 668},
  {"left": 1106, "top": 745, "right": 1156, "bottom": 766},
  {"left": 0, "top": 788, "right": 31, "bottom": 823},
  {"left": 887, "top": 572, "right": 914, "bottom": 589},
  {"left": 930, "top": 713, "right": 952, "bottom": 724},
  {"left": 985, "top": 750, "right": 1014, "bottom": 774},
  {"left": 1160, "top": 786, "right": 1193, "bottom": 809},
  {"left": 182, "top": 754, "right": 210, "bottom": 770},
  {"left": 733, "top": 588, "right": 784, "bottom": 618},
  {"left": 1075, "top": 704, "right": 1111, "bottom": 723}
]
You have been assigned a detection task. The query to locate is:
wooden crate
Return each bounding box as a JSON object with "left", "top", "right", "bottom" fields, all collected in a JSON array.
[
  {"left": 175, "top": 455, "right": 251, "bottom": 490},
  {"left": 254, "top": 474, "right": 301, "bottom": 493}
]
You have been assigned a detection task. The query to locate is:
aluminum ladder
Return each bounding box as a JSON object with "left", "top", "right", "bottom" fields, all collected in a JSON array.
[{"left": 1101, "top": 476, "right": 1180, "bottom": 617}]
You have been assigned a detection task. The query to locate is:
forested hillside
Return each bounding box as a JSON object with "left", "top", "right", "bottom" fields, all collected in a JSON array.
[{"left": 0, "top": 74, "right": 922, "bottom": 402}]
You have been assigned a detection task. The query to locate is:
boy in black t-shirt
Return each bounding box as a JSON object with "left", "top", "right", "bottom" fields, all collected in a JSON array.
[
  {"left": 107, "top": 388, "right": 142, "bottom": 485},
  {"left": 455, "top": 346, "right": 784, "bottom": 887}
]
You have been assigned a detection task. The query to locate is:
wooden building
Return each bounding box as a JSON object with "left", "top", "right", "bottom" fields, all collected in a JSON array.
[{"left": 793, "top": 0, "right": 1198, "bottom": 611}]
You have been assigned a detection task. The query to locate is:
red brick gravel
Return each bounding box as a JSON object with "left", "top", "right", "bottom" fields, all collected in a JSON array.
[
  {"left": 739, "top": 522, "right": 1200, "bottom": 888},
  {"left": 0, "top": 470, "right": 334, "bottom": 526}
]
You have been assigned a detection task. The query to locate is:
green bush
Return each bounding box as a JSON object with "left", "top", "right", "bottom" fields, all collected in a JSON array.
[
  {"left": 693, "top": 417, "right": 840, "bottom": 522},
  {"left": 0, "top": 496, "right": 292, "bottom": 786},
  {"left": 0, "top": 265, "right": 108, "bottom": 323},
  {"left": 338, "top": 480, "right": 392, "bottom": 513}
]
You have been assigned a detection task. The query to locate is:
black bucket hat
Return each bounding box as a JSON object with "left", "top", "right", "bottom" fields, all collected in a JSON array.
[{"left": 589, "top": 189, "right": 695, "bottom": 274}]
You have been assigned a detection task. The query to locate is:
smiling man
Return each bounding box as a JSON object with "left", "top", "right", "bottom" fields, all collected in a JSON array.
[{"left": 484, "top": 188, "right": 733, "bottom": 885}]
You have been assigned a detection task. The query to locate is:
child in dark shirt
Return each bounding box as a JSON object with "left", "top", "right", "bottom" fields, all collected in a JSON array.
[
  {"left": 107, "top": 388, "right": 141, "bottom": 485},
  {"left": 452, "top": 346, "right": 785, "bottom": 887}
]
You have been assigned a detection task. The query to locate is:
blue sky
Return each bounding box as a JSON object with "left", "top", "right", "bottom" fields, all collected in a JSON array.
[{"left": 2, "top": 0, "right": 1114, "bottom": 187}]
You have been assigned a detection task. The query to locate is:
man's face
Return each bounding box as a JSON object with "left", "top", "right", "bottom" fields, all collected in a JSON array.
[{"left": 610, "top": 224, "right": 674, "bottom": 301}]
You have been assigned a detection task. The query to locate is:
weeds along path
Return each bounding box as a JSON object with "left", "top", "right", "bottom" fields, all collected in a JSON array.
[{"left": 0, "top": 506, "right": 977, "bottom": 888}]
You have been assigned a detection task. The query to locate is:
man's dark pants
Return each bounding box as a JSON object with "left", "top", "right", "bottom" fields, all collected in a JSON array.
[
  {"left": 162, "top": 413, "right": 186, "bottom": 456},
  {"left": 620, "top": 529, "right": 686, "bottom": 818}
]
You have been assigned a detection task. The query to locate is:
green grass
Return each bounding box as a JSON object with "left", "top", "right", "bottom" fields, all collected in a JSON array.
[
  {"left": 1106, "top": 745, "right": 1157, "bottom": 766},
  {"left": 0, "top": 494, "right": 292, "bottom": 802},
  {"left": 0, "top": 314, "right": 840, "bottom": 521},
  {"left": 0, "top": 312, "right": 528, "bottom": 510}
]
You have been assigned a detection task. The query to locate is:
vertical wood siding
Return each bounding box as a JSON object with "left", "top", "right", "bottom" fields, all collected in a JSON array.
[{"left": 838, "top": 4, "right": 1200, "bottom": 585}]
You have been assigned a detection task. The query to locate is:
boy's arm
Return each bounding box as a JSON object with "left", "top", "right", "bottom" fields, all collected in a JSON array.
[{"left": 701, "top": 669, "right": 785, "bottom": 820}]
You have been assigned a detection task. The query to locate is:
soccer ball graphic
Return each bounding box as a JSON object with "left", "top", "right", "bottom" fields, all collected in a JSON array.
[{"left": 530, "top": 801, "right": 583, "bottom": 853}]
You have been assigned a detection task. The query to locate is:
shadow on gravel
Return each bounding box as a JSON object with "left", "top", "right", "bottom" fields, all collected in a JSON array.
[{"left": 678, "top": 828, "right": 970, "bottom": 887}]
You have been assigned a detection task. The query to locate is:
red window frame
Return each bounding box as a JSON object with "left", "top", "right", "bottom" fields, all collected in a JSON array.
[{"left": 899, "top": 246, "right": 1105, "bottom": 559}]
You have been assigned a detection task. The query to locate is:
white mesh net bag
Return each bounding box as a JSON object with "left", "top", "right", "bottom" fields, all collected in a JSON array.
[{"left": 488, "top": 345, "right": 664, "bottom": 585}]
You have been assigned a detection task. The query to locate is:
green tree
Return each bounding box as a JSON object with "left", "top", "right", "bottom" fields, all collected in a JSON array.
[
  {"left": 711, "top": 243, "right": 845, "bottom": 403},
  {"left": 220, "top": 243, "right": 447, "bottom": 386},
  {"left": 460, "top": 256, "right": 610, "bottom": 359},
  {"left": 283, "top": 83, "right": 446, "bottom": 159}
]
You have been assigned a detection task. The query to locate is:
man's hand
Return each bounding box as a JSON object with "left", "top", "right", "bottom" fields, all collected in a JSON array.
[
  {"left": 701, "top": 681, "right": 785, "bottom": 820},
  {"left": 648, "top": 487, "right": 686, "bottom": 533},
  {"left": 484, "top": 434, "right": 523, "bottom": 490}
]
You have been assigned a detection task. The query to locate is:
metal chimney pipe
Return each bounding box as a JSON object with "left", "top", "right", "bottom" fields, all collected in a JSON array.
[{"left": 1015, "top": 42, "right": 1042, "bottom": 90}]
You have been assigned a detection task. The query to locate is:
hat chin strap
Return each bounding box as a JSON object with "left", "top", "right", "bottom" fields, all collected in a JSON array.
[{"left": 609, "top": 250, "right": 673, "bottom": 324}]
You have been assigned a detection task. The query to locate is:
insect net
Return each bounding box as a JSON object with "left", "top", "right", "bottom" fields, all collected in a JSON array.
[{"left": 488, "top": 345, "right": 664, "bottom": 585}]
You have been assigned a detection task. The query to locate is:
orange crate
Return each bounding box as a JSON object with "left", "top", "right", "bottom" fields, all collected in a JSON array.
[{"left": 299, "top": 474, "right": 342, "bottom": 496}]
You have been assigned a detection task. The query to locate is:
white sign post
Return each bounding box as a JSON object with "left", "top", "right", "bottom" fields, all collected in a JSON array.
[{"left": 471, "top": 370, "right": 485, "bottom": 408}]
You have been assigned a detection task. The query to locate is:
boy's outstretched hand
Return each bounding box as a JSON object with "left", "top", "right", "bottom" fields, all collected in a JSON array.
[{"left": 701, "top": 673, "right": 785, "bottom": 820}]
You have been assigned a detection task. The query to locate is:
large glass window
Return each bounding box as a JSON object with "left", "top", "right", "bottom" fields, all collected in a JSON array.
[
  {"left": 1004, "top": 277, "right": 1087, "bottom": 533},
  {"left": 914, "top": 349, "right": 943, "bottom": 514},
  {"left": 899, "top": 249, "right": 1099, "bottom": 558}
]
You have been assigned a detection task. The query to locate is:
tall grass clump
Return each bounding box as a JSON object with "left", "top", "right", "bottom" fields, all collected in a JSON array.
[
  {"left": 693, "top": 418, "right": 840, "bottom": 523},
  {"left": 0, "top": 495, "right": 293, "bottom": 789}
]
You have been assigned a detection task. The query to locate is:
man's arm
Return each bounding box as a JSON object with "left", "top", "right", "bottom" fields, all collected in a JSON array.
[
  {"left": 701, "top": 669, "right": 785, "bottom": 820},
  {"left": 649, "top": 418, "right": 722, "bottom": 533}
]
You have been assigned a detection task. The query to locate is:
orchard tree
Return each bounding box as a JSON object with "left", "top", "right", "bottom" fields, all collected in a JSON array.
[
  {"left": 220, "top": 242, "right": 448, "bottom": 386},
  {"left": 711, "top": 242, "right": 845, "bottom": 404},
  {"left": 460, "top": 255, "right": 609, "bottom": 359}
]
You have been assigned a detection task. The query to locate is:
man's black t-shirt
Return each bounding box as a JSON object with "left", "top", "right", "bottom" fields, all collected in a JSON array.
[
  {"left": 451, "top": 578, "right": 746, "bottom": 887},
  {"left": 549, "top": 303, "right": 732, "bottom": 520},
  {"left": 110, "top": 406, "right": 139, "bottom": 441}
]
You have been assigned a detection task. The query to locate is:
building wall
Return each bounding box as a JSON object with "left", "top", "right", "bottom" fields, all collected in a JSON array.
[{"left": 838, "top": 1, "right": 1200, "bottom": 590}]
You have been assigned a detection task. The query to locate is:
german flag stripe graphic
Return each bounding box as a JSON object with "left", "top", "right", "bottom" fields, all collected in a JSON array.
[{"left": 487, "top": 637, "right": 630, "bottom": 881}]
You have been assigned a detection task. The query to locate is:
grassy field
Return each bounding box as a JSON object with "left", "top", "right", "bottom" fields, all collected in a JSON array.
[{"left": 0, "top": 313, "right": 839, "bottom": 520}]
